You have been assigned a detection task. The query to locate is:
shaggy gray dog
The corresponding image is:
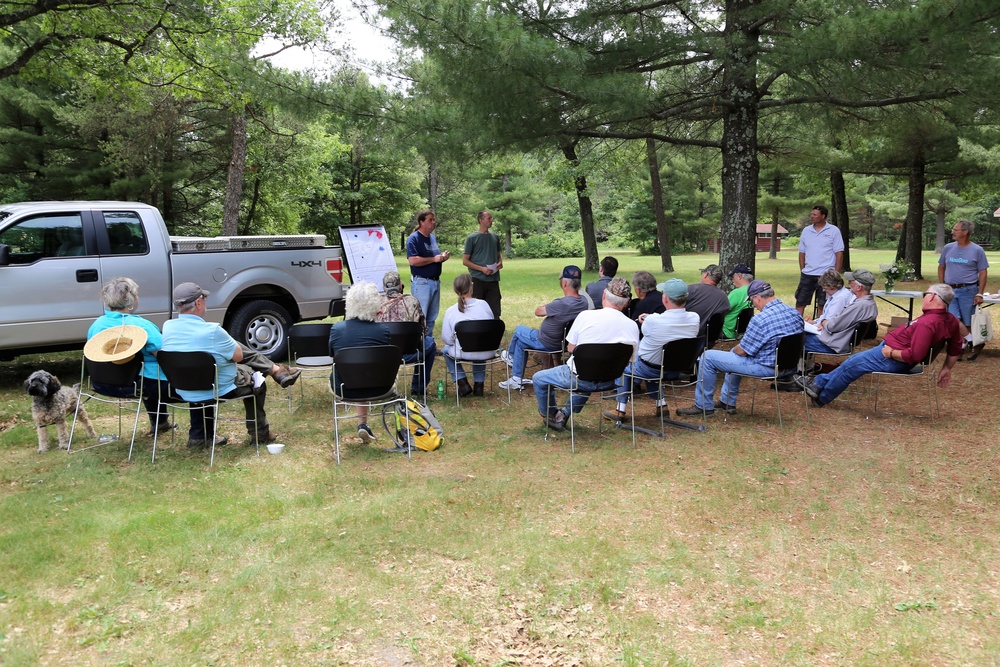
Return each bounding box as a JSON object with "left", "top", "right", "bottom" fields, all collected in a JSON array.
[{"left": 24, "top": 370, "right": 95, "bottom": 452}]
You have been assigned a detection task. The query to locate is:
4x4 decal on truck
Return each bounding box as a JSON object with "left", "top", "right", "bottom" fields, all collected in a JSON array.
[{"left": 291, "top": 260, "right": 321, "bottom": 267}]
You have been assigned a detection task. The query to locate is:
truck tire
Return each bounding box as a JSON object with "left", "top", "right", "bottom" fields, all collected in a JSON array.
[{"left": 228, "top": 300, "right": 292, "bottom": 360}]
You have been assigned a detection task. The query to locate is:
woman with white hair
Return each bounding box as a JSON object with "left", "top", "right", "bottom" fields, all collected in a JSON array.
[
  {"left": 328, "top": 282, "right": 391, "bottom": 442},
  {"left": 87, "top": 276, "right": 178, "bottom": 435}
]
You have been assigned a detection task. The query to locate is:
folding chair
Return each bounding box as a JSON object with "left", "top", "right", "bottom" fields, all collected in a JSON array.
[
  {"left": 384, "top": 321, "right": 428, "bottom": 404},
  {"left": 444, "top": 319, "right": 510, "bottom": 407},
  {"left": 726, "top": 332, "right": 809, "bottom": 430},
  {"left": 869, "top": 342, "right": 946, "bottom": 419},
  {"left": 68, "top": 355, "right": 144, "bottom": 459},
  {"left": 805, "top": 319, "right": 878, "bottom": 369},
  {"left": 286, "top": 323, "right": 333, "bottom": 413},
  {"left": 545, "top": 342, "right": 635, "bottom": 453},
  {"left": 520, "top": 320, "right": 574, "bottom": 380},
  {"left": 705, "top": 312, "right": 725, "bottom": 351},
  {"left": 653, "top": 337, "right": 708, "bottom": 434},
  {"left": 330, "top": 345, "right": 405, "bottom": 464},
  {"left": 156, "top": 351, "right": 262, "bottom": 466},
  {"left": 717, "top": 308, "right": 753, "bottom": 349}
]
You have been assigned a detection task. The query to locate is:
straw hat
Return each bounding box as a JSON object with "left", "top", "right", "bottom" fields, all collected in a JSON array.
[{"left": 84, "top": 325, "right": 148, "bottom": 364}]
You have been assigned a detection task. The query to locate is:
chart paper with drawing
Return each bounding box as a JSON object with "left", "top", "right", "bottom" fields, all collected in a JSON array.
[{"left": 338, "top": 225, "right": 399, "bottom": 290}]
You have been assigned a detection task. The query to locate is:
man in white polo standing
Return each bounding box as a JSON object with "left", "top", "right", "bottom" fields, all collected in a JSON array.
[{"left": 796, "top": 205, "right": 844, "bottom": 318}]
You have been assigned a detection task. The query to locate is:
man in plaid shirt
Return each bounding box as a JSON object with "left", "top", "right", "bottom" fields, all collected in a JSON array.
[{"left": 677, "top": 280, "right": 803, "bottom": 416}]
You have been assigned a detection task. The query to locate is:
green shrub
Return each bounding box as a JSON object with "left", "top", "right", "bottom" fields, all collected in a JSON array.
[{"left": 509, "top": 234, "right": 584, "bottom": 259}]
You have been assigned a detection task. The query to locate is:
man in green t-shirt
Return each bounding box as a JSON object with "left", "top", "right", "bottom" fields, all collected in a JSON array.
[
  {"left": 462, "top": 210, "right": 504, "bottom": 318},
  {"left": 722, "top": 263, "right": 754, "bottom": 339}
]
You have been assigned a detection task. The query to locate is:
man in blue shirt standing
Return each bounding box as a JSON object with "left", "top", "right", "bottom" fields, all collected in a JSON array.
[
  {"left": 796, "top": 205, "right": 844, "bottom": 318},
  {"left": 938, "top": 219, "right": 989, "bottom": 360},
  {"left": 406, "top": 210, "right": 451, "bottom": 334},
  {"left": 677, "top": 280, "right": 802, "bottom": 416}
]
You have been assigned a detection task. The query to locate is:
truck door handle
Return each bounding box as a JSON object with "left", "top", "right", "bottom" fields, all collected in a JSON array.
[{"left": 76, "top": 269, "right": 99, "bottom": 283}]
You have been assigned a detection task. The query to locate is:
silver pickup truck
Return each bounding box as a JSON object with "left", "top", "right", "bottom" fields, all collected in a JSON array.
[{"left": 0, "top": 201, "right": 345, "bottom": 360}]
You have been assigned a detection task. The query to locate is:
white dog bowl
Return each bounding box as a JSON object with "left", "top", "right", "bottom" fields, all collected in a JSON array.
[{"left": 266, "top": 443, "right": 285, "bottom": 455}]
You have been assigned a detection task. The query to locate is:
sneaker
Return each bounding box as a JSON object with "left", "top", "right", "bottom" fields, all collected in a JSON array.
[
  {"left": 498, "top": 377, "right": 525, "bottom": 390},
  {"left": 713, "top": 400, "right": 737, "bottom": 415},
  {"left": 357, "top": 423, "right": 376, "bottom": 444},
  {"left": 499, "top": 349, "right": 514, "bottom": 367},
  {"left": 187, "top": 436, "right": 228, "bottom": 449},
  {"left": 676, "top": 405, "right": 713, "bottom": 417},
  {"left": 540, "top": 410, "right": 566, "bottom": 431},
  {"left": 968, "top": 343, "right": 985, "bottom": 362},
  {"left": 274, "top": 365, "right": 303, "bottom": 388},
  {"left": 654, "top": 404, "right": 669, "bottom": 418}
]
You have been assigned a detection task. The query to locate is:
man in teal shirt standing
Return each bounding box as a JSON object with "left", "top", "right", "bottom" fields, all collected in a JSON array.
[{"left": 462, "top": 210, "right": 504, "bottom": 318}]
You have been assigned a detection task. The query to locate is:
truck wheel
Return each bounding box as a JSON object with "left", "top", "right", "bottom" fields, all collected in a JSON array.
[{"left": 228, "top": 300, "right": 291, "bottom": 360}]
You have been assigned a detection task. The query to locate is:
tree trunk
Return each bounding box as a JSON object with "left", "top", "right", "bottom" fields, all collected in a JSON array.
[
  {"left": 830, "top": 169, "right": 851, "bottom": 272},
  {"left": 934, "top": 204, "right": 947, "bottom": 253},
  {"left": 646, "top": 137, "right": 674, "bottom": 272},
  {"left": 718, "top": 0, "right": 760, "bottom": 276},
  {"left": 769, "top": 207, "right": 779, "bottom": 260},
  {"left": 221, "top": 110, "right": 247, "bottom": 236},
  {"left": 428, "top": 162, "right": 438, "bottom": 212},
  {"left": 561, "top": 141, "right": 599, "bottom": 271},
  {"left": 902, "top": 154, "right": 926, "bottom": 279},
  {"left": 241, "top": 175, "right": 261, "bottom": 235}
]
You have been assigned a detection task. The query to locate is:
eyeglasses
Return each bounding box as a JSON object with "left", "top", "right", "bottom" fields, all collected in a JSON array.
[{"left": 923, "top": 292, "right": 938, "bottom": 299}]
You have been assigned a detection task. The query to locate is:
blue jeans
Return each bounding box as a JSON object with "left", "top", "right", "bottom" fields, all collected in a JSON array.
[
  {"left": 507, "top": 325, "right": 554, "bottom": 379},
  {"left": 533, "top": 365, "right": 614, "bottom": 416},
  {"left": 813, "top": 342, "right": 910, "bottom": 405},
  {"left": 403, "top": 335, "right": 436, "bottom": 391},
  {"left": 615, "top": 358, "right": 678, "bottom": 404},
  {"left": 445, "top": 356, "right": 485, "bottom": 382},
  {"left": 411, "top": 276, "right": 441, "bottom": 333},
  {"left": 804, "top": 333, "right": 836, "bottom": 354},
  {"left": 949, "top": 284, "right": 978, "bottom": 326},
  {"left": 696, "top": 349, "right": 774, "bottom": 409}
]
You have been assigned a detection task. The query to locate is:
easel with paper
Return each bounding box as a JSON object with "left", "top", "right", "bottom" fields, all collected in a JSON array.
[{"left": 338, "top": 225, "right": 400, "bottom": 291}]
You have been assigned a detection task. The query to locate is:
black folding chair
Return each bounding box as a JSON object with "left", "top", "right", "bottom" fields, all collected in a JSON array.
[
  {"left": 69, "top": 355, "right": 144, "bottom": 459},
  {"left": 545, "top": 342, "right": 635, "bottom": 453},
  {"left": 726, "top": 332, "right": 809, "bottom": 430},
  {"left": 330, "top": 345, "right": 405, "bottom": 464},
  {"left": 384, "top": 321, "right": 428, "bottom": 404},
  {"left": 445, "top": 319, "right": 509, "bottom": 407},
  {"left": 286, "top": 322, "right": 333, "bottom": 413},
  {"left": 869, "top": 342, "right": 946, "bottom": 419},
  {"left": 157, "top": 351, "right": 262, "bottom": 466},
  {"left": 717, "top": 308, "right": 753, "bottom": 349}
]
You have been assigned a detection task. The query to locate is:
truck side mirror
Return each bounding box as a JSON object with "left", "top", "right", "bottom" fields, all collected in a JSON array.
[{"left": 0, "top": 244, "right": 9, "bottom": 266}]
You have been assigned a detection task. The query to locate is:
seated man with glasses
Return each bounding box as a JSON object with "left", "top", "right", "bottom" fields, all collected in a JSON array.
[{"left": 802, "top": 284, "right": 964, "bottom": 407}]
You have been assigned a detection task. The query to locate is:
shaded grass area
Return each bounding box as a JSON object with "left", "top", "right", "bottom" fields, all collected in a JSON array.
[{"left": 1, "top": 249, "right": 999, "bottom": 665}]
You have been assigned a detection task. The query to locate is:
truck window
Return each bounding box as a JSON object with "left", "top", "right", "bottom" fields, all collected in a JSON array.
[
  {"left": 0, "top": 213, "right": 85, "bottom": 264},
  {"left": 105, "top": 212, "right": 148, "bottom": 255}
]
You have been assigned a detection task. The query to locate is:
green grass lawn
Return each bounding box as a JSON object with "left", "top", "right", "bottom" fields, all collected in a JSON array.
[{"left": 1, "top": 248, "right": 998, "bottom": 666}]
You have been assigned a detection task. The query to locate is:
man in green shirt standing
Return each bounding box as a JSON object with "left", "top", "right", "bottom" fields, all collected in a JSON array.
[
  {"left": 462, "top": 210, "right": 504, "bottom": 318},
  {"left": 722, "top": 263, "right": 754, "bottom": 339}
]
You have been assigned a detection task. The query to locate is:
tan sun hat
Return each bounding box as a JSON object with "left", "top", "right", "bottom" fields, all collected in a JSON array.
[{"left": 84, "top": 325, "right": 148, "bottom": 364}]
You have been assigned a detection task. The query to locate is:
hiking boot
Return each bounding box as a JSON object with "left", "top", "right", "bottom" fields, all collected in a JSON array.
[
  {"left": 251, "top": 429, "right": 279, "bottom": 444},
  {"left": 540, "top": 409, "right": 566, "bottom": 431},
  {"left": 676, "top": 404, "right": 713, "bottom": 417},
  {"left": 801, "top": 378, "right": 821, "bottom": 402},
  {"left": 187, "top": 435, "right": 227, "bottom": 449},
  {"left": 357, "top": 423, "right": 376, "bottom": 444},
  {"left": 457, "top": 377, "right": 473, "bottom": 397},
  {"left": 146, "top": 421, "right": 177, "bottom": 437},
  {"left": 602, "top": 408, "right": 630, "bottom": 423},
  {"left": 273, "top": 365, "right": 302, "bottom": 388},
  {"left": 473, "top": 381, "right": 484, "bottom": 396},
  {"left": 713, "top": 400, "right": 737, "bottom": 415}
]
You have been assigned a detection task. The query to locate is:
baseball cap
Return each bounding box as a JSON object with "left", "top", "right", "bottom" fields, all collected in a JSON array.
[
  {"left": 728, "top": 263, "right": 752, "bottom": 278},
  {"left": 173, "top": 282, "right": 210, "bottom": 306},
  {"left": 746, "top": 280, "right": 772, "bottom": 298},
  {"left": 844, "top": 268, "right": 875, "bottom": 287},
  {"left": 383, "top": 270, "right": 403, "bottom": 294},
  {"left": 700, "top": 264, "right": 724, "bottom": 283},
  {"left": 657, "top": 278, "right": 688, "bottom": 300},
  {"left": 606, "top": 277, "right": 631, "bottom": 299},
  {"left": 561, "top": 265, "right": 582, "bottom": 280}
]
